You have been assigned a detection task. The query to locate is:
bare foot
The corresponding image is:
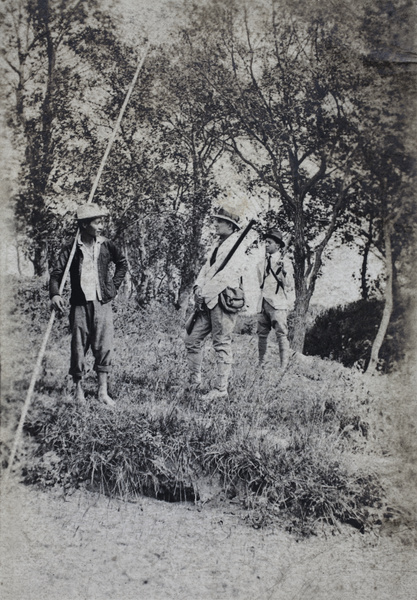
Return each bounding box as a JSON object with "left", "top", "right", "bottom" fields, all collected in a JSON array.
[
  {"left": 98, "top": 393, "right": 115, "bottom": 409},
  {"left": 75, "top": 383, "right": 86, "bottom": 404}
]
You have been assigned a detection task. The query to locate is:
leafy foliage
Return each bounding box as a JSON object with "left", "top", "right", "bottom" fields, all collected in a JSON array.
[
  {"left": 175, "top": 0, "right": 404, "bottom": 349},
  {"left": 304, "top": 299, "right": 406, "bottom": 371},
  {"left": 2, "top": 0, "right": 414, "bottom": 365}
]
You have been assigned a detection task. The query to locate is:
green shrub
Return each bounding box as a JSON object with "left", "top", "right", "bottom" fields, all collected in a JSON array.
[
  {"left": 304, "top": 298, "right": 405, "bottom": 372},
  {"left": 24, "top": 399, "right": 198, "bottom": 501}
]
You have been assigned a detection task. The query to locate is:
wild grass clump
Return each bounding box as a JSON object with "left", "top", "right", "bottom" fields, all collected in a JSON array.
[
  {"left": 24, "top": 399, "right": 199, "bottom": 501},
  {"left": 4, "top": 278, "right": 389, "bottom": 535}
]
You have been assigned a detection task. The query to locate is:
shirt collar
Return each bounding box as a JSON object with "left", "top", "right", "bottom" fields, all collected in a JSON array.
[
  {"left": 268, "top": 251, "right": 282, "bottom": 265},
  {"left": 78, "top": 235, "right": 104, "bottom": 247}
]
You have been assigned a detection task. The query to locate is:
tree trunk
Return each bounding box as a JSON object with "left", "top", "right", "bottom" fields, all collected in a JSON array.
[
  {"left": 32, "top": 240, "right": 49, "bottom": 278},
  {"left": 119, "top": 244, "right": 132, "bottom": 298},
  {"left": 366, "top": 219, "right": 393, "bottom": 374},
  {"left": 291, "top": 205, "right": 310, "bottom": 352},
  {"left": 360, "top": 215, "right": 373, "bottom": 300},
  {"left": 135, "top": 222, "right": 151, "bottom": 305},
  {"left": 14, "top": 230, "right": 22, "bottom": 276},
  {"left": 291, "top": 291, "right": 310, "bottom": 352}
]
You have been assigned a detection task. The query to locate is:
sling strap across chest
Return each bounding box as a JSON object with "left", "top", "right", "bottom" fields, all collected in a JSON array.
[{"left": 260, "top": 255, "right": 285, "bottom": 294}]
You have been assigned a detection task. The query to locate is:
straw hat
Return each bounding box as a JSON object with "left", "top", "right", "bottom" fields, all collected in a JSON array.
[{"left": 76, "top": 203, "right": 109, "bottom": 221}]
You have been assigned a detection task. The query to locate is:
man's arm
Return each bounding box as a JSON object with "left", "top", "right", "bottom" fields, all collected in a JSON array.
[
  {"left": 49, "top": 245, "right": 70, "bottom": 298},
  {"left": 49, "top": 244, "right": 71, "bottom": 314},
  {"left": 257, "top": 259, "right": 265, "bottom": 287},
  {"left": 200, "top": 242, "right": 246, "bottom": 299},
  {"left": 109, "top": 241, "right": 128, "bottom": 289},
  {"left": 194, "top": 248, "right": 214, "bottom": 290}
]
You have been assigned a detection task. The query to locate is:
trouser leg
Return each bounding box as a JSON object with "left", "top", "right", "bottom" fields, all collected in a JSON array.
[
  {"left": 257, "top": 306, "right": 271, "bottom": 364},
  {"left": 69, "top": 303, "right": 93, "bottom": 379},
  {"left": 184, "top": 309, "right": 211, "bottom": 384},
  {"left": 271, "top": 309, "right": 290, "bottom": 368},
  {"left": 91, "top": 299, "right": 114, "bottom": 374},
  {"left": 210, "top": 304, "right": 237, "bottom": 393}
]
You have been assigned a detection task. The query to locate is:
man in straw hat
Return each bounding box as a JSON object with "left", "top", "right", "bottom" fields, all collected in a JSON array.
[
  {"left": 257, "top": 228, "right": 295, "bottom": 370},
  {"left": 185, "top": 206, "right": 247, "bottom": 402},
  {"left": 49, "top": 203, "right": 127, "bottom": 407}
]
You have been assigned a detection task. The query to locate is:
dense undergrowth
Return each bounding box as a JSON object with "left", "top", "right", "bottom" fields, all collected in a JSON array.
[
  {"left": 304, "top": 298, "right": 406, "bottom": 372},
  {"left": 1, "top": 277, "right": 403, "bottom": 536}
]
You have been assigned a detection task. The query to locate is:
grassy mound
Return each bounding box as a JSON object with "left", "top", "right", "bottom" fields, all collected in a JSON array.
[{"left": 2, "top": 279, "right": 390, "bottom": 535}]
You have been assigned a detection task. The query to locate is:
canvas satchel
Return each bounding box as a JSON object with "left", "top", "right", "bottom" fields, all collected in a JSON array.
[{"left": 218, "top": 279, "right": 245, "bottom": 314}]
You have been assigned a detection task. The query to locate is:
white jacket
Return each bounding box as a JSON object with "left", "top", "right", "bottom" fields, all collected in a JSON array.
[
  {"left": 195, "top": 232, "right": 246, "bottom": 310},
  {"left": 256, "top": 252, "right": 295, "bottom": 312}
]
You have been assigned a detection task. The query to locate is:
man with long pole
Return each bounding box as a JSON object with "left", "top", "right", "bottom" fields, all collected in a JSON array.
[
  {"left": 4, "top": 43, "right": 149, "bottom": 484},
  {"left": 50, "top": 204, "right": 127, "bottom": 406}
]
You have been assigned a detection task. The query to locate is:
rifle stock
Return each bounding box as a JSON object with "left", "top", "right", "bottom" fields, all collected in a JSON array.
[{"left": 185, "top": 310, "right": 199, "bottom": 336}]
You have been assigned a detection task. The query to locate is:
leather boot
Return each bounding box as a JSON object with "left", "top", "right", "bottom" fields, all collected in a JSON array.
[
  {"left": 258, "top": 335, "right": 268, "bottom": 364},
  {"left": 202, "top": 361, "right": 231, "bottom": 401},
  {"left": 278, "top": 336, "right": 290, "bottom": 369},
  {"left": 214, "top": 360, "right": 232, "bottom": 394}
]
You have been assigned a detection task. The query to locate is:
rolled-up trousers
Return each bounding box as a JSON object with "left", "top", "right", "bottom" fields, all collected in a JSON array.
[{"left": 69, "top": 300, "right": 114, "bottom": 379}]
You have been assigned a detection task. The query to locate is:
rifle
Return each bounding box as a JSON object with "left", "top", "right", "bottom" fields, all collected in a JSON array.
[{"left": 185, "top": 219, "right": 256, "bottom": 335}]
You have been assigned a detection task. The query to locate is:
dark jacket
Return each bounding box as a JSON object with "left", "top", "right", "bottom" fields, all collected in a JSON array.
[{"left": 49, "top": 237, "right": 128, "bottom": 305}]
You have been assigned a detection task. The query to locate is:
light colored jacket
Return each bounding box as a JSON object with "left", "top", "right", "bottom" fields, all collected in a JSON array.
[
  {"left": 195, "top": 232, "right": 246, "bottom": 310},
  {"left": 256, "top": 252, "right": 295, "bottom": 312}
]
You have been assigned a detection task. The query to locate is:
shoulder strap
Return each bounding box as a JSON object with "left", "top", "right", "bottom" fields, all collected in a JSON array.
[{"left": 261, "top": 257, "right": 284, "bottom": 293}]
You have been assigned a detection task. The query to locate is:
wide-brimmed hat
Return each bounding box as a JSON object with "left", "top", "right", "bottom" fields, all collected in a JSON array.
[
  {"left": 264, "top": 228, "right": 286, "bottom": 247},
  {"left": 76, "top": 203, "right": 109, "bottom": 221},
  {"left": 210, "top": 207, "right": 241, "bottom": 230}
]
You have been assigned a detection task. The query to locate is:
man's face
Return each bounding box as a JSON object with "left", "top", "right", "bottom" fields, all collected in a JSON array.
[
  {"left": 265, "top": 237, "right": 282, "bottom": 255},
  {"left": 214, "top": 218, "right": 234, "bottom": 237},
  {"left": 82, "top": 217, "right": 103, "bottom": 238}
]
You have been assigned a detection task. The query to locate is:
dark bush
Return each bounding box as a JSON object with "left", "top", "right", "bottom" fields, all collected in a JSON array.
[{"left": 304, "top": 298, "right": 405, "bottom": 372}]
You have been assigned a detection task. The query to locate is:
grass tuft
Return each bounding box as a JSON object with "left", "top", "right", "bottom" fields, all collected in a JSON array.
[{"left": 2, "top": 278, "right": 399, "bottom": 536}]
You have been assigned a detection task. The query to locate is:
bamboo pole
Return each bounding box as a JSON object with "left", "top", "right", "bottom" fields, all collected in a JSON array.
[{"left": 3, "top": 42, "right": 150, "bottom": 486}]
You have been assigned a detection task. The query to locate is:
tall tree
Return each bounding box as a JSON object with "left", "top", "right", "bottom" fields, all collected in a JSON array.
[
  {"left": 103, "top": 42, "right": 230, "bottom": 309},
  {"left": 1, "top": 0, "right": 125, "bottom": 275},
  {"left": 359, "top": 80, "right": 416, "bottom": 372},
  {"left": 181, "top": 0, "right": 373, "bottom": 349},
  {"left": 152, "top": 44, "right": 229, "bottom": 311},
  {"left": 349, "top": 0, "right": 417, "bottom": 370}
]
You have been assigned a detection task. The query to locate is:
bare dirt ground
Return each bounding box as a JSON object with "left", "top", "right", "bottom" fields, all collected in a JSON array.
[{"left": 1, "top": 475, "right": 416, "bottom": 600}]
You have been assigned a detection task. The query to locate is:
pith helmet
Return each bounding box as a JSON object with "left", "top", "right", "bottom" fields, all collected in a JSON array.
[
  {"left": 210, "top": 207, "right": 241, "bottom": 230},
  {"left": 265, "top": 228, "right": 286, "bottom": 248},
  {"left": 76, "top": 203, "right": 109, "bottom": 221}
]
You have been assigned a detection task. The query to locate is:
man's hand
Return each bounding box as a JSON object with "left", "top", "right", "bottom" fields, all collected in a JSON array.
[
  {"left": 51, "top": 295, "right": 65, "bottom": 315},
  {"left": 194, "top": 286, "right": 204, "bottom": 310}
]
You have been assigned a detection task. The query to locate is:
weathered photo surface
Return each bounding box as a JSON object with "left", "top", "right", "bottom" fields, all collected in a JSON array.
[{"left": 1, "top": 1, "right": 416, "bottom": 598}]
